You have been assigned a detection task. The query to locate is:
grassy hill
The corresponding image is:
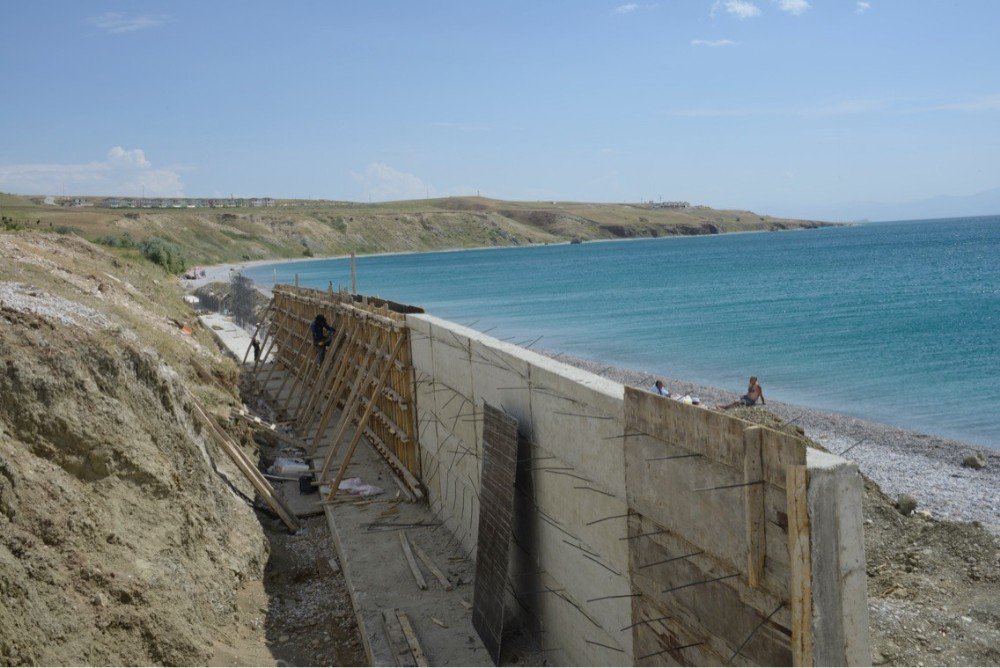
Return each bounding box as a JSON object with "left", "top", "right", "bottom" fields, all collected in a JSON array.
[{"left": 0, "top": 194, "right": 836, "bottom": 269}]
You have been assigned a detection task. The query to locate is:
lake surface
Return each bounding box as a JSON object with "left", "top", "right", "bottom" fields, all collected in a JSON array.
[{"left": 244, "top": 216, "right": 1000, "bottom": 448}]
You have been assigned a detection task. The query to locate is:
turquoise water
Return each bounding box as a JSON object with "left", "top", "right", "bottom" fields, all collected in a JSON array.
[{"left": 245, "top": 216, "right": 1000, "bottom": 448}]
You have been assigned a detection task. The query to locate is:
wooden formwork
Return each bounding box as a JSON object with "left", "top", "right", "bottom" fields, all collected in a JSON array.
[
  {"left": 250, "top": 285, "right": 424, "bottom": 498},
  {"left": 623, "top": 387, "right": 809, "bottom": 666}
]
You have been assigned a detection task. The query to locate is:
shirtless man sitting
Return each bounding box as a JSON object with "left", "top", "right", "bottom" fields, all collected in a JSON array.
[{"left": 717, "top": 376, "right": 765, "bottom": 409}]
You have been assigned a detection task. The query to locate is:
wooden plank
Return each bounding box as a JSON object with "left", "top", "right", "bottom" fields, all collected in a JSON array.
[
  {"left": 786, "top": 464, "right": 813, "bottom": 666},
  {"left": 187, "top": 394, "right": 300, "bottom": 532},
  {"left": 381, "top": 609, "right": 416, "bottom": 667},
  {"left": 743, "top": 426, "right": 766, "bottom": 589},
  {"left": 410, "top": 541, "right": 453, "bottom": 591},
  {"left": 398, "top": 531, "right": 427, "bottom": 590},
  {"left": 395, "top": 609, "right": 429, "bottom": 667}
]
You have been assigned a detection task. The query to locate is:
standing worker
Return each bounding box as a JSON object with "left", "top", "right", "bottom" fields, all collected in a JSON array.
[{"left": 310, "top": 313, "right": 336, "bottom": 365}]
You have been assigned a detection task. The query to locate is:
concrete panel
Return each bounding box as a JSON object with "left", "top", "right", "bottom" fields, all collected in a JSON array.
[
  {"left": 526, "top": 356, "right": 626, "bottom": 495},
  {"left": 806, "top": 449, "right": 872, "bottom": 667},
  {"left": 526, "top": 456, "right": 633, "bottom": 654},
  {"left": 467, "top": 339, "right": 534, "bottom": 441},
  {"left": 530, "top": 571, "right": 629, "bottom": 666}
]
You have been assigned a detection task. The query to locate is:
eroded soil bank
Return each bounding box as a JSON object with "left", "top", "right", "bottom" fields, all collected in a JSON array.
[{"left": 0, "top": 233, "right": 364, "bottom": 666}]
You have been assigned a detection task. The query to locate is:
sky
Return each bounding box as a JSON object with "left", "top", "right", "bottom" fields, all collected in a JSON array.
[{"left": 1, "top": 0, "right": 999, "bottom": 219}]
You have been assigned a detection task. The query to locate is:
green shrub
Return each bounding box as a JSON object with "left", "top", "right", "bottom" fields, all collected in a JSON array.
[
  {"left": 138, "top": 237, "right": 187, "bottom": 273},
  {"left": 97, "top": 233, "right": 137, "bottom": 249}
]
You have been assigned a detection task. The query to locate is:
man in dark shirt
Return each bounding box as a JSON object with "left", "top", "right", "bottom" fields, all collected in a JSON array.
[{"left": 310, "top": 313, "right": 335, "bottom": 365}]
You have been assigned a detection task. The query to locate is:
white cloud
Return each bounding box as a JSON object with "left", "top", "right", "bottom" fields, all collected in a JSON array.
[
  {"left": 856, "top": 1, "right": 871, "bottom": 14},
  {"left": 88, "top": 12, "right": 170, "bottom": 34},
  {"left": 350, "top": 163, "right": 430, "bottom": 201},
  {"left": 691, "top": 38, "right": 738, "bottom": 47},
  {"left": 775, "top": 0, "right": 810, "bottom": 15},
  {"left": 612, "top": 3, "right": 657, "bottom": 15},
  {"left": 711, "top": 0, "right": 761, "bottom": 19},
  {"left": 0, "top": 147, "right": 183, "bottom": 196}
]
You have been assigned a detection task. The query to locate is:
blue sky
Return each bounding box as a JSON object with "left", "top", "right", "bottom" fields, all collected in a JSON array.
[{"left": 1, "top": 1, "right": 998, "bottom": 219}]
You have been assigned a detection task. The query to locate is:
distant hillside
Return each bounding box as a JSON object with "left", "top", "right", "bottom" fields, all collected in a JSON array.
[{"left": 0, "top": 195, "right": 836, "bottom": 268}]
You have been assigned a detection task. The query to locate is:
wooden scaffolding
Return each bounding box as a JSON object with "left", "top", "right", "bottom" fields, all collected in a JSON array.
[{"left": 247, "top": 285, "right": 424, "bottom": 500}]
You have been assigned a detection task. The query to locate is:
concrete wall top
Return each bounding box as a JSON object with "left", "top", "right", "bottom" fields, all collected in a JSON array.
[{"left": 407, "top": 313, "right": 624, "bottom": 403}]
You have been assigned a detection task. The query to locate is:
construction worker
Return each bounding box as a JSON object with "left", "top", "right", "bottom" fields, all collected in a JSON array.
[{"left": 310, "top": 313, "right": 335, "bottom": 365}]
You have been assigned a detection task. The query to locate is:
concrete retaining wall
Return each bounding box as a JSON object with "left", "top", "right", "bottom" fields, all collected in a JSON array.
[{"left": 406, "top": 312, "right": 870, "bottom": 666}]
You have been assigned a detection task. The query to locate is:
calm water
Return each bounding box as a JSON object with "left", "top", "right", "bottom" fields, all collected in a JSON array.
[{"left": 245, "top": 216, "right": 1000, "bottom": 448}]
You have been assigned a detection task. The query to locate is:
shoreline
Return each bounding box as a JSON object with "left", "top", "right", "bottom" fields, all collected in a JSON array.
[
  {"left": 547, "top": 351, "right": 999, "bottom": 531},
  {"left": 182, "top": 224, "right": 838, "bottom": 290}
]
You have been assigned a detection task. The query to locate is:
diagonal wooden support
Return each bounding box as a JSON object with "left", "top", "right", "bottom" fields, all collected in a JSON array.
[
  {"left": 321, "top": 335, "right": 406, "bottom": 494},
  {"left": 309, "top": 326, "right": 388, "bottom": 455},
  {"left": 242, "top": 301, "right": 274, "bottom": 366},
  {"left": 187, "top": 392, "right": 300, "bottom": 532}
]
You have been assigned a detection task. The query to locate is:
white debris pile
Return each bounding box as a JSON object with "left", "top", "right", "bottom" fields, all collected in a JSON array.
[{"left": 0, "top": 281, "right": 112, "bottom": 329}]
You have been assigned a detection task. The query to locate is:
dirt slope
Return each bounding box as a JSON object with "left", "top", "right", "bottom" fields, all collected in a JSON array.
[
  {"left": 0, "top": 195, "right": 835, "bottom": 268},
  {"left": 0, "top": 234, "right": 268, "bottom": 664}
]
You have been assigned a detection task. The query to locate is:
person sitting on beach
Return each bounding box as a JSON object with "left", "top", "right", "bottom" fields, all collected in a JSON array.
[
  {"left": 652, "top": 380, "right": 671, "bottom": 397},
  {"left": 717, "top": 376, "right": 765, "bottom": 409},
  {"left": 310, "top": 313, "right": 336, "bottom": 364}
]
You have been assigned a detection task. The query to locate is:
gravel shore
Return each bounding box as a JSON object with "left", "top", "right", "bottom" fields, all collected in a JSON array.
[{"left": 547, "top": 351, "right": 1000, "bottom": 532}]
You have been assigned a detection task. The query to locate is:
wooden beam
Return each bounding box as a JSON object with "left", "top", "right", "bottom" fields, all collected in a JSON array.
[
  {"left": 787, "top": 464, "right": 813, "bottom": 666},
  {"left": 398, "top": 531, "right": 427, "bottom": 590},
  {"left": 296, "top": 317, "right": 363, "bottom": 434},
  {"left": 187, "top": 394, "right": 300, "bottom": 532},
  {"left": 411, "top": 541, "right": 453, "bottom": 591},
  {"left": 382, "top": 609, "right": 417, "bottom": 667},
  {"left": 315, "top": 327, "right": 389, "bottom": 464},
  {"left": 744, "top": 426, "right": 766, "bottom": 588},
  {"left": 395, "top": 609, "right": 429, "bottom": 667}
]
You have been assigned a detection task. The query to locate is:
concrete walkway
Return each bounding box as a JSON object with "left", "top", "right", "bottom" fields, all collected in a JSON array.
[
  {"left": 254, "top": 365, "right": 491, "bottom": 667},
  {"left": 199, "top": 313, "right": 261, "bottom": 363}
]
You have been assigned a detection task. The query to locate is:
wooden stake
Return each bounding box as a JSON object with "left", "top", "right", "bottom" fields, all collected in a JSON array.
[
  {"left": 787, "top": 464, "right": 813, "bottom": 666},
  {"left": 743, "top": 426, "right": 765, "bottom": 588},
  {"left": 398, "top": 531, "right": 427, "bottom": 590}
]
